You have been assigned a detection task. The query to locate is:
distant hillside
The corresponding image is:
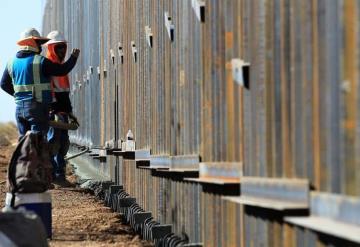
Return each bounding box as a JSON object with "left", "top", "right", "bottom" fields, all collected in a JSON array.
[{"left": 0, "top": 122, "right": 17, "bottom": 146}]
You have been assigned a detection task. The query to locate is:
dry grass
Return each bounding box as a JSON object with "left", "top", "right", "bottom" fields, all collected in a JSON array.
[{"left": 0, "top": 122, "right": 17, "bottom": 146}]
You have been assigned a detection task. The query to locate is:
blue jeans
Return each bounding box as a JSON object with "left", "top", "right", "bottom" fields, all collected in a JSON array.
[
  {"left": 47, "top": 114, "right": 70, "bottom": 180},
  {"left": 15, "top": 100, "right": 49, "bottom": 139}
]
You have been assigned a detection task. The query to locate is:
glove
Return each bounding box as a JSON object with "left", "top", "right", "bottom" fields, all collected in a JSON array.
[{"left": 71, "top": 48, "right": 80, "bottom": 58}]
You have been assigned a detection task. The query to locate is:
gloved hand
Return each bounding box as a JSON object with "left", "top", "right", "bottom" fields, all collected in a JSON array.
[{"left": 71, "top": 48, "right": 80, "bottom": 58}]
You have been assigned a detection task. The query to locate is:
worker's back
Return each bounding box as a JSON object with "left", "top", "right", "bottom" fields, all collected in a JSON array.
[{"left": 8, "top": 53, "right": 51, "bottom": 104}]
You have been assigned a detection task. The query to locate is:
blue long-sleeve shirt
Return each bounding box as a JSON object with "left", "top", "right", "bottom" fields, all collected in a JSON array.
[{"left": 0, "top": 51, "right": 78, "bottom": 97}]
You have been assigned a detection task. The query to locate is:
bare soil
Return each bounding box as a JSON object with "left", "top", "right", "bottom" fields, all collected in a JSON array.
[{"left": 0, "top": 136, "right": 152, "bottom": 247}]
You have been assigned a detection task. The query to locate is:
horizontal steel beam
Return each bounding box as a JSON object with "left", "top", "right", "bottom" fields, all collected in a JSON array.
[
  {"left": 285, "top": 192, "right": 360, "bottom": 243},
  {"left": 235, "top": 177, "right": 309, "bottom": 211}
]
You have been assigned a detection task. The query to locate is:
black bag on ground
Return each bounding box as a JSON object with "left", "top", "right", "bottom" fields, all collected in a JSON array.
[
  {"left": 0, "top": 210, "right": 48, "bottom": 247},
  {"left": 7, "top": 131, "right": 53, "bottom": 195}
]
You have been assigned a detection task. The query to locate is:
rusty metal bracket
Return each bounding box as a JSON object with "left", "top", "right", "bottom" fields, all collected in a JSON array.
[
  {"left": 285, "top": 192, "right": 360, "bottom": 243},
  {"left": 118, "top": 42, "right": 124, "bottom": 64},
  {"left": 94, "top": 149, "right": 107, "bottom": 162},
  {"left": 89, "top": 148, "right": 107, "bottom": 162},
  {"left": 110, "top": 49, "right": 115, "bottom": 65},
  {"left": 151, "top": 168, "right": 199, "bottom": 181},
  {"left": 140, "top": 155, "right": 200, "bottom": 176},
  {"left": 199, "top": 162, "right": 242, "bottom": 179},
  {"left": 86, "top": 70, "right": 90, "bottom": 82},
  {"left": 170, "top": 155, "right": 199, "bottom": 170},
  {"left": 97, "top": 66, "right": 101, "bottom": 80},
  {"left": 184, "top": 162, "right": 241, "bottom": 194},
  {"left": 112, "top": 149, "right": 150, "bottom": 160},
  {"left": 233, "top": 177, "right": 309, "bottom": 211},
  {"left": 164, "top": 12, "right": 174, "bottom": 41},
  {"left": 141, "top": 155, "right": 200, "bottom": 179},
  {"left": 89, "top": 148, "right": 100, "bottom": 157},
  {"left": 131, "top": 41, "right": 137, "bottom": 63},
  {"left": 150, "top": 155, "right": 171, "bottom": 169},
  {"left": 185, "top": 162, "right": 241, "bottom": 183},
  {"left": 186, "top": 177, "right": 240, "bottom": 195},
  {"left": 136, "top": 160, "right": 150, "bottom": 168},
  {"left": 82, "top": 73, "right": 87, "bottom": 84},
  {"left": 145, "top": 26, "right": 153, "bottom": 48},
  {"left": 192, "top": 0, "right": 205, "bottom": 22},
  {"left": 231, "top": 58, "right": 250, "bottom": 89},
  {"left": 103, "top": 59, "right": 107, "bottom": 77},
  {"left": 105, "top": 139, "right": 121, "bottom": 154}
]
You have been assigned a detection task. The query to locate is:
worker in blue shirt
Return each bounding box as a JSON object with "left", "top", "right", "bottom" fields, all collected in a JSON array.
[{"left": 0, "top": 28, "right": 80, "bottom": 139}]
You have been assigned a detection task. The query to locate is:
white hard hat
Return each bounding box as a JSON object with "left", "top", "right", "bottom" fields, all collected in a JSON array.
[
  {"left": 17, "top": 28, "right": 49, "bottom": 46},
  {"left": 46, "top": 30, "right": 67, "bottom": 45}
]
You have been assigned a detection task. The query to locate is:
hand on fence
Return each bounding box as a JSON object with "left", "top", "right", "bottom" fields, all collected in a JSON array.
[{"left": 71, "top": 49, "right": 80, "bottom": 58}]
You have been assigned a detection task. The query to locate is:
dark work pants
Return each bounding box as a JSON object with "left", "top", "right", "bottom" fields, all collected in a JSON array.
[{"left": 15, "top": 100, "right": 49, "bottom": 139}]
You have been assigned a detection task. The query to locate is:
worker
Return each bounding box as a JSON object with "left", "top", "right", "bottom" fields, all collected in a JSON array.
[
  {"left": 0, "top": 28, "right": 80, "bottom": 139},
  {"left": 45, "top": 30, "right": 78, "bottom": 182}
]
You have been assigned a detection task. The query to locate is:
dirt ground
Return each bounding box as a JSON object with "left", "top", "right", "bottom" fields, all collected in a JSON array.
[{"left": 0, "top": 135, "right": 152, "bottom": 247}]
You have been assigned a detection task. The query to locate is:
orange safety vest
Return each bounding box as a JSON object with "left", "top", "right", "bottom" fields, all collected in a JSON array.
[{"left": 46, "top": 44, "right": 70, "bottom": 98}]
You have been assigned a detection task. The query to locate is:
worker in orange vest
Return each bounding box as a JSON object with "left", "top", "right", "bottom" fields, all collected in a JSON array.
[
  {"left": 1, "top": 28, "right": 80, "bottom": 139},
  {"left": 45, "top": 30, "right": 78, "bottom": 183}
]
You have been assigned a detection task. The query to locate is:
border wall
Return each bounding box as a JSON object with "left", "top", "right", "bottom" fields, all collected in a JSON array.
[{"left": 43, "top": 1, "right": 360, "bottom": 246}]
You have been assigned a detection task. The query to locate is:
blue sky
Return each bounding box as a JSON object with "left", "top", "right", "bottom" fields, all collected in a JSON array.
[{"left": 0, "top": 0, "right": 45, "bottom": 123}]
